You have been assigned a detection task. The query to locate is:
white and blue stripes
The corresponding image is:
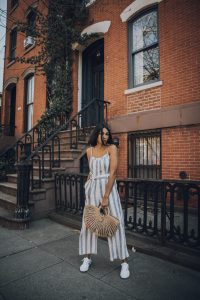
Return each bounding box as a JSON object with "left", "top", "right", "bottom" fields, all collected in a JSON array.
[{"left": 79, "top": 151, "right": 129, "bottom": 261}]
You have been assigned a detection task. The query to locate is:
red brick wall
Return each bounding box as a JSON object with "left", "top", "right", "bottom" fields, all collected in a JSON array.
[
  {"left": 162, "top": 125, "right": 200, "bottom": 180},
  {"left": 159, "top": 0, "right": 200, "bottom": 107},
  {"left": 114, "top": 133, "right": 128, "bottom": 179},
  {"left": 127, "top": 86, "right": 161, "bottom": 113},
  {"left": 3, "top": 0, "right": 47, "bottom": 136},
  {"left": 3, "top": 0, "right": 200, "bottom": 180}
]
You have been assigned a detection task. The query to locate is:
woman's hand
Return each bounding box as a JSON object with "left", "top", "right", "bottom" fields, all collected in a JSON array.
[{"left": 101, "top": 195, "right": 109, "bottom": 208}]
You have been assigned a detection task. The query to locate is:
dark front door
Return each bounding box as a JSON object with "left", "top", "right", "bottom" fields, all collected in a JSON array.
[
  {"left": 9, "top": 86, "right": 16, "bottom": 136},
  {"left": 82, "top": 39, "right": 104, "bottom": 126}
]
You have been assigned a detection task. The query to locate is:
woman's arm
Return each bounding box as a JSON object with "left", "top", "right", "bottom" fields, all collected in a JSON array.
[
  {"left": 86, "top": 147, "right": 91, "bottom": 180},
  {"left": 101, "top": 144, "right": 118, "bottom": 208}
]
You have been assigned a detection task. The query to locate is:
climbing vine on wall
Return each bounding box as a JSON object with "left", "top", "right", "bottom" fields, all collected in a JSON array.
[{"left": 16, "top": 0, "right": 97, "bottom": 122}]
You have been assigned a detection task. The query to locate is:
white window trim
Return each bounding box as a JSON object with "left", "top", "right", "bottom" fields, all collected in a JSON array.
[
  {"left": 72, "top": 21, "right": 111, "bottom": 51},
  {"left": 120, "top": 0, "right": 163, "bottom": 22},
  {"left": 125, "top": 80, "right": 163, "bottom": 95}
]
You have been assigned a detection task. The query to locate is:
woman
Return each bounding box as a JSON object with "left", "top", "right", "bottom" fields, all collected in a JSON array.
[{"left": 79, "top": 124, "right": 130, "bottom": 279}]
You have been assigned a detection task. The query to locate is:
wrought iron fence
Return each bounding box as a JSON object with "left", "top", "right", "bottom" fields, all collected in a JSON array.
[{"left": 55, "top": 173, "right": 200, "bottom": 250}]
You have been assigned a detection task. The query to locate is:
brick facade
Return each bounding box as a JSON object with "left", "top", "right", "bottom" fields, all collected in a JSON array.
[
  {"left": 2, "top": 0, "right": 200, "bottom": 179},
  {"left": 162, "top": 125, "right": 200, "bottom": 180},
  {"left": 2, "top": 0, "right": 47, "bottom": 137}
]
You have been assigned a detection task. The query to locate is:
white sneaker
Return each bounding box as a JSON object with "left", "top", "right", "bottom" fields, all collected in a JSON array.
[
  {"left": 120, "top": 262, "right": 130, "bottom": 279},
  {"left": 80, "top": 257, "right": 92, "bottom": 272}
]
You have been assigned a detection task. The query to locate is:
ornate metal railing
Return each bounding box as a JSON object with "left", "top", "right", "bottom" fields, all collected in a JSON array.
[
  {"left": 0, "top": 98, "right": 110, "bottom": 188},
  {"left": 55, "top": 174, "right": 200, "bottom": 250}
]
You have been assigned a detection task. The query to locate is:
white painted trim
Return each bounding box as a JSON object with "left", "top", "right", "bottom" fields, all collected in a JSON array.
[
  {"left": 72, "top": 21, "right": 111, "bottom": 51},
  {"left": 120, "top": 0, "right": 164, "bottom": 22},
  {"left": 77, "top": 51, "right": 83, "bottom": 112},
  {"left": 125, "top": 80, "right": 163, "bottom": 95},
  {"left": 82, "top": 21, "right": 111, "bottom": 35}
]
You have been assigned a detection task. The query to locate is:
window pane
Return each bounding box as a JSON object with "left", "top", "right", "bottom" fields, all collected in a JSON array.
[
  {"left": 147, "top": 137, "right": 160, "bottom": 165},
  {"left": 27, "top": 76, "right": 34, "bottom": 104},
  {"left": 10, "top": 28, "right": 17, "bottom": 61},
  {"left": 27, "top": 11, "right": 36, "bottom": 36},
  {"left": 27, "top": 103, "right": 33, "bottom": 131},
  {"left": 132, "top": 11, "right": 158, "bottom": 52},
  {"left": 134, "top": 46, "right": 159, "bottom": 85},
  {"left": 129, "top": 132, "right": 161, "bottom": 179}
]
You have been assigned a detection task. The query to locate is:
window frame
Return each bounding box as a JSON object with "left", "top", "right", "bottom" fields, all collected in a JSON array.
[
  {"left": 128, "top": 129, "right": 161, "bottom": 180},
  {"left": 128, "top": 6, "right": 160, "bottom": 88},
  {"left": 11, "top": 0, "right": 18, "bottom": 10},
  {"left": 9, "top": 27, "right": 17, "bottom": 62},
  {"left": 24, "top": 74, "right": 35, "bottom": 132},
  {"left": 26, "top": 9, "right": 37, "bottom": 37}
]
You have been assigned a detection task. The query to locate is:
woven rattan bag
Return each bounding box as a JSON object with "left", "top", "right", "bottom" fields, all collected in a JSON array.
[{"left": 84, "top": 204, "right": 120, "bottom": 237}]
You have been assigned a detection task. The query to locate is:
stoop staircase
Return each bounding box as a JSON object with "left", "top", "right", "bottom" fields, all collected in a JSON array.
[{"left": 0, "top": 99, "right": 109, "bottom": 229}]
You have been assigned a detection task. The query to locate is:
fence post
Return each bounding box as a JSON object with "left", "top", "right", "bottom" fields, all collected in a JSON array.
[
  {"left": 160, "top": 181, "right": 166, "bottom": 245},
  {"left": 14, "top": 152, "right": 32, "bottom": 224}
]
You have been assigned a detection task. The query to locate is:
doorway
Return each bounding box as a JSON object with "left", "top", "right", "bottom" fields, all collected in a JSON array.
[{"left": 82, "top": 39, "right": 104, "bottom": 126}]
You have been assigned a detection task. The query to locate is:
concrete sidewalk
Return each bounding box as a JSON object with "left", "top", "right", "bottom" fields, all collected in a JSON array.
[{"left": 0, "top": 218, "right": 200, "bottom": 300}]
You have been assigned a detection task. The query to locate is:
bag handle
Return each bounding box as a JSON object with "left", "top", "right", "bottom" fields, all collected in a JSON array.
[{"left": 99, "top": 205, "right": 110, "bottom": 216}]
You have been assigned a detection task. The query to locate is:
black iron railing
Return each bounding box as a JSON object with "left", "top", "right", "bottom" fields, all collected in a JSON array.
[
  {"left": 55, "top": 174, "right": 200, "bottom": 249},
  {"left": 0, "top": 98, "right": 110, "bottom": 189}
]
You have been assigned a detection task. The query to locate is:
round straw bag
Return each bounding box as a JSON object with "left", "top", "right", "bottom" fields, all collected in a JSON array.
[{"left": 84, "top": 204, "right": 120, "bottom": 237}]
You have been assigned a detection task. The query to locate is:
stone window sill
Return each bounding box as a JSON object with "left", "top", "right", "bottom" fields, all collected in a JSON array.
[
  {"left": 125, "top": 81, "right": 163, "bottom": 95},
  {"left": 7, "top": 60, "right": 16, "bottom": 68},
  {"left": 24, "top": 43, "right": 36, "bottom": 55}
]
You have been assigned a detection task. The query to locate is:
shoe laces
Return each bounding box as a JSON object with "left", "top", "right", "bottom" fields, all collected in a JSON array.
[
  {"left": 82, "top": 257, "right": 90, "bottom": 265},
  {"left": 121, "top": 263, "right": 129, "bottom": 271}
]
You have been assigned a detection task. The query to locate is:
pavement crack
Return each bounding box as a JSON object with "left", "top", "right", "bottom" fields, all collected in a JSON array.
[
  {"left": 0, "top": 246, "right": 36, "bottom": 260},
  {"left": 0, "top": 260, "right": 64, "bottom": 288}
]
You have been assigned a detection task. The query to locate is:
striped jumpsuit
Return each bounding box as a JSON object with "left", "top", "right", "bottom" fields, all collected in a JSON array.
[{"left": 79, "top": 149, "right": 129, "bottom": 261}]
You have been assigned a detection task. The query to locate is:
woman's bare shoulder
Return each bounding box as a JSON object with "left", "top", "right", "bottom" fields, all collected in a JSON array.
[
  {"left": 107, "top": 144, "right": 117, "bottom": 154},
  {"left": 86, "top": 147, "right": 92, "bottom": 156}
]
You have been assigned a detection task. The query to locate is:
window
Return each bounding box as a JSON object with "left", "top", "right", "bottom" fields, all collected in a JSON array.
[
  {"left": 128, "top": 130, "right": 161, "bottom": 179},
  {"left": 9, "top": 27, "right": 17, "bottom": 62},
  {"left": 25, "top": 75, "right": 34, "bottom": 132},
  {"left": 26, "top": 10, "right": 36, "bottom": 37},
  {"left": 129, "top": 8, "right": 159, "bottom": 87},
  {"left": 11, "top": 0, "right": 18, "bottom": 9}
]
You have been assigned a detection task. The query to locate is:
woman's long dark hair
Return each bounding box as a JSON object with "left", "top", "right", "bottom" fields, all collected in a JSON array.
[{"left": 88, "top": 124, "right": 114, "bottom": 147}]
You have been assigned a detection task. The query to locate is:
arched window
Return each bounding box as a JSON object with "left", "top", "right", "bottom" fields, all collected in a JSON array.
[
  {"left": 24, "top": 75, "right": 35, "bottom": 132},
  {"left": 128, "top": 7, "right": 159, "bottom": 88}
]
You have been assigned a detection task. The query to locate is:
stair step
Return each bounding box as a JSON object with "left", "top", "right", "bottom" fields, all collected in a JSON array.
[
  {"left": 0, "top": 190, "right": 17, "bottom": 210},
  {"left": 33, "top": 166, "right": 65, "bottom": 171},
  {"left": 0, "top": 206, "right": 30, "bottom": 229},
  {"left": 7, "top": 173, "right": 17, "bottom": 184},
  {"left": 0, "top": 182, "right": 17, "bottom": 197}
]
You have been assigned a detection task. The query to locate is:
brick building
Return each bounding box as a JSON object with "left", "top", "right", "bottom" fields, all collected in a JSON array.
[{"left": 2, "top": 0, "right": 200, "bottom": 181}]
